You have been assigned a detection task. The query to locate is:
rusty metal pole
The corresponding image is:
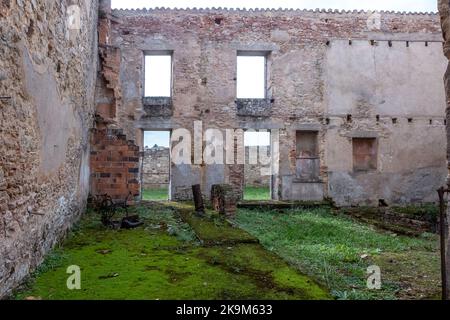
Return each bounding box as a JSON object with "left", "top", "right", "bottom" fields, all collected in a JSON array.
[
  {"left": 192, "top": 184, "right": 205, "bottom": 216},
  {"left": 437, "top": 187, "right": 448, "bottom": 300}
]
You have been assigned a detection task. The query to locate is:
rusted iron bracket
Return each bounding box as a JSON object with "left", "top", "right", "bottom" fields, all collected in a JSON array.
[{"left": 437, "top": 187, "right": 449, "bottom": 300}]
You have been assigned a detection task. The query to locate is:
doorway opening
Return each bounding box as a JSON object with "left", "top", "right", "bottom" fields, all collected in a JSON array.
[
  {"left": 142, "top": 130, "right": 171, "bottom": 201},
  {"left": 243, "top": 130, "right": 272, "bottom": 201}
]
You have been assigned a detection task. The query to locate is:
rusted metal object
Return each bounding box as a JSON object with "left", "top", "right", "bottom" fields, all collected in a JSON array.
[
  {"left": 90, "top": 192, "right": 142, "bottom": 229},
  {"left": 192, "top": 184, "right": 205, "bottom": 216},
  {"left": 437, "top": 187, "right": 448, "bottom": 300}
]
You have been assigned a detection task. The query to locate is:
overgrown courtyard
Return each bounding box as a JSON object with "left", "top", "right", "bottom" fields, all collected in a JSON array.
[
  {"left": 13, "top": 203, "right": 440, "bottom": 300},
  {"left": 235, "top": 207, "right": 441, "bottom": 300}
]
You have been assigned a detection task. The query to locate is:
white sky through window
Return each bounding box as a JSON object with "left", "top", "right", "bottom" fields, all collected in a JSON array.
[
  {"left": 245, "top": 132, "right": 271, "bottom": 147},
  {"left": 144, "top": 131, "right": 171, "bottom": 148},
  {"left": 144, "top": 131, "right": 271, "bottom": 148},
  {"left": 237, "top": 56, "right": 266, "bottom": 99},
  {"left": 145, "top": 55, "right": 172, "bottom": 97}
]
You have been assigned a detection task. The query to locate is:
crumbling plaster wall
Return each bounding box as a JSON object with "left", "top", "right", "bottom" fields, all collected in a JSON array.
[
  {"left": 326, "top": 40, "right": 447, "bottom": 205},
  {"left": 0, "top": 0, "right": 98, "bottom": 297},
  {"left": 105, "top": 7, "right": 446, "bottom": 204}
]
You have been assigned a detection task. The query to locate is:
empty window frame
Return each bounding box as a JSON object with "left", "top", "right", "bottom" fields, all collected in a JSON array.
[
  {"left": 142, "top": 131, "right": 171, "bottom": 201},
  {"left": 295, "top": 131, "right": 320, "bottom": 181},
  {"left": 144, "top": 53, "right": 172, "bottom": 97},
  {"left": 352, "top": 138, "right": 378, "bottom": 172},
  {"left": 244, "top": 130, "right": 271, "bottom": 166},
  {"left": 243, "top": 131, "right": 271, "bottom": 200},
  {"left": 237, "top": 53, "right": 267, "bottom": 99}
]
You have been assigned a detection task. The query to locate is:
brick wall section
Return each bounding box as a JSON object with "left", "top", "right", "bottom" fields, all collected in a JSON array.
[
  {"left": 90, "top": 1, "right": 142, "bottom": 200},
  {"left": 95, "top": 45, "right": 121, "bottom": 122},
  {"left": 90, "top": 129, "right": 140, "bottom": 201},
  {"left": 95, "top": 2, "right": 118, "bottom": 123}
]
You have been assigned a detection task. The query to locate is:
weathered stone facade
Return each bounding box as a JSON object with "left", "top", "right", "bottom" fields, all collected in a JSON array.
[
  {"left": 99, "top": 6, "right": 447, "bottom": 206},
  {"left": 437, "top": 0, "right": 450, "bottom": 300},
  {"left": 0, "top": 0, "right": 99, "bottom": 297},
  {"left": 142, "top": 146, "right": 170, "bottom": 189}
]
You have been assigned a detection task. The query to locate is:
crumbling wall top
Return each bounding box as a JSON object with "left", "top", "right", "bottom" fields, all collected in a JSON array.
[{"left": 111, "top": 7, "right": 438, "bottom": 17}]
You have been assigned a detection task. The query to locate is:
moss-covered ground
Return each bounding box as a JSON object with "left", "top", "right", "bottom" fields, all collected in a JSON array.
[
  {"left": 234, "top": 207, "right": 441, "bottom": 300},
  {"left": 143, "top": 186, "right": 273, "bottom": 202},
  {"left": 13, "top": 203, "right": 330, "bottom": 300},
  {"left": 243, "top": 187, "right": 271, "bottom": 201},
  {"left": 142, "top": 188, "right": 169, "bottom": 201}
]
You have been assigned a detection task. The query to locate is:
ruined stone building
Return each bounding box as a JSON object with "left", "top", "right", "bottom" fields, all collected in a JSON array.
[
  {"left": 142, "top": 145, "right": 271, "bottom": 191},
  {"left": 94, "top": 5, "right": 447, "bottom": 205},
  {"left": 0, "top": 0, "right": 448, "bottom": 297}
]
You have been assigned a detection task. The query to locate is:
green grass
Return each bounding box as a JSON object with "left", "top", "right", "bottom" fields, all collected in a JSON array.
[
  {"left": 142, "top": 188, "right": 169, "bottom": 201},
  {"left": 13, "top": 204, "right": 329, "bottom": 300},
  {"left": 391, "top": 204, "right": 440, "bottom": 222},
  {"left": 234, "top": 207, "right": 440, "bottom": 300},
  {"left": 244, "top": 186, "right": 270, "bottom": 201}
]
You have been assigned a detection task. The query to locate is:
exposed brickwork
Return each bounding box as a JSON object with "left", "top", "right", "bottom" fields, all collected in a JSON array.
[
  {"left": 90, "top": 1, "right": 142, "bottom": 200},
  {"left": 90, "top": 129, "right": 140, "bottom": 201},
  {"left": 96, "top": 46, "right": 121, "bottom": 122}
]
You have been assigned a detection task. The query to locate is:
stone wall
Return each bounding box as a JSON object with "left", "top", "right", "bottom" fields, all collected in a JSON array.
[
  {"left": 142, "top": 146, "right": 170, "bottom": 189},
  {"left": 98, "top": 6, "right": 447, "bottom": 205},
  {"left": 244, "top": 146, "right": 271, "bottom": 187},
  {"left": 0, "top": 0, "right": 98, "bottom": 297},
  {"left": 437, "top": 0, "right": 450, "bottom": 300}
]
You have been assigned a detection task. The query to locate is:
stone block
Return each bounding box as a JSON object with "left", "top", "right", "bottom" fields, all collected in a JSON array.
[
  {"left": 211, "top": 184, "right": 239, "bottom": 217},
  {"left": 236, "top": 98, "right": 273, "bottom": 117}
]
